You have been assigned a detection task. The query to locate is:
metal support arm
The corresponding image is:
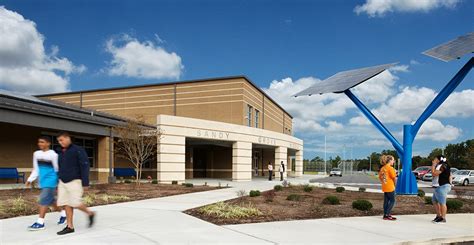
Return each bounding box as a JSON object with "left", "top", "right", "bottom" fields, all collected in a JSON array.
[
  {"left": 412, "top": 57, "right": 474, "bottom": 136},
  {"left": 344, "top": 90, "right": 404, "bottom": 156}
]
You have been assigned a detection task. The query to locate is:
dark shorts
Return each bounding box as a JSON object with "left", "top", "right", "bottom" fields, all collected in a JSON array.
[{"left": 39, "top": 188, "right": 56, "bottom": 206}]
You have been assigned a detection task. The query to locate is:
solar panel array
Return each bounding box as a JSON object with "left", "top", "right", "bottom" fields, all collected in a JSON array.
[
  {"left": 423, "top": 32, "right": 474, "bottom": 62},
  {"left": 294, "top": 63, "right": 397, "bottom": 96}
]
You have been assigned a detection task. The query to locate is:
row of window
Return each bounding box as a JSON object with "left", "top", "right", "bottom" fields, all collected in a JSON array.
[
  {"left": 42, "top": 134, "right": 97, "bottom": 168},
  {"left": 246, "top": 104, "right": 260, "bottom": 128}
]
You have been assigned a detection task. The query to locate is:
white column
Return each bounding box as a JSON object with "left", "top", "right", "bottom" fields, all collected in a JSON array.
[
  {"left": 157, "top": 135, "right": 186, "bottom": 183},
  {"left": 232, "top": 141, "right": 252, "bottom": 181},
  {"left": 294, "top": 150, "right": 303, "bottom": 177},
  {"left": 275, "top": 146, "right": 288, "bottom": 179}
]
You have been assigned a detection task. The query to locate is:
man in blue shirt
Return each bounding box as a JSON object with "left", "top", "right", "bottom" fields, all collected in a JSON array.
[{"left": 56, "top": 132, "right": 95, "bottom": 235}]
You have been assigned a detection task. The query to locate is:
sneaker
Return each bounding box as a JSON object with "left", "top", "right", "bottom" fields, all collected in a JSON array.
[
  {"left": 388, "top": 215, "right": 397, "bottom": 220},
  {"left": 57, "top": 216, "right": 67, "bottom": 225},
  {"left": 434, "top": 218, "right": 446, "bottom": 224},
  {"left": 28, "top": 222, "right": 45, "bottom": 231},
  {"left": 88, "top": 212, "right": 95, "bottom": 228},
  {"left": 432, "top": 216, "right": 441, "bottom": 222},
  {"left": 57, "top": 226, "right": 75, "bottom": 235}
]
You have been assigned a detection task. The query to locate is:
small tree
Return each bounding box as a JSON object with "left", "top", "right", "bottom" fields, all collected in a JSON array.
[{"left": 113, "top": 117, "right": 161, "bottom": 186}]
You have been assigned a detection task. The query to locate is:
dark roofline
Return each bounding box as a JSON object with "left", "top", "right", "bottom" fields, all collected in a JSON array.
[
  {"left": 0, "top": 92, "right": 154, "bottom": 129},
  {"left": 36, "top": 75, "right": 294, "bottom": 118}
]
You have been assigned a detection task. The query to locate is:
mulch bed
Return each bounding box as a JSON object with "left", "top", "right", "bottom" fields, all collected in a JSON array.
[
  {"left": 0, "top": 183, "right": 217, "bottom": 219},
  {"left": 185, "top": 185, "right": 474, "bottom": 225}
]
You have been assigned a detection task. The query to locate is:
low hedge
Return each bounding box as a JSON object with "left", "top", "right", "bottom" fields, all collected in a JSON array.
[
  {"left": 274, "top": 185, "right": 283, "bottom": 191},
  {"left": 322, "top": 195, "right": 340, "bottom": 205},
  {"left": 446, "top": 199, "right": 463, "bottom": 211},
  {"left": 336, "top": 187, "right": 345, "bottom": 193},
  {"left": 417, "top": 189, "right": 425, "bottom": 197},
  {"left": 352, "top": 199, "right": 373, "bottom": 211},
  {"left": 303, "top": 185, "right": 313, "bottom": 192},
  {"left": 249, "top": 190, "right": 261, "bottom": 197},
  {"left": 286, "top": 194, "right": 302, "bottom": 201}
]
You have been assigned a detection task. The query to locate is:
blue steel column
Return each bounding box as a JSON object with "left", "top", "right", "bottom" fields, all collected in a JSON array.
[{"left": 396, "top": 125, "right": 418, "bottom": 194}]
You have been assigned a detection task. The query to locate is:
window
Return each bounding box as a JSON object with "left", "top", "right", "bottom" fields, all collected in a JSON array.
[
  {"left": 43, "top": 134, "right": 97, "bottom": 168},
  {"left": 255, "top": 109, "right": 259, "bottom": 128},
  {"left": 246, "top": 104, "right": 253, "bottom": 127}
]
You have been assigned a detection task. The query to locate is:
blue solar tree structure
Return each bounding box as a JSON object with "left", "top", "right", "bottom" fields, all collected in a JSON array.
[{"left": 295, "top": 32, "right": 474, "bottom": 194}]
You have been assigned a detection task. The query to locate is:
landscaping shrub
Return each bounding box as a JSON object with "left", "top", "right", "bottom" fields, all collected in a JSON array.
[
  {"left": 336, "top": 187, "right": 345, "bottom": 193},
  {"left": 7, "top": 196, "right": 27, "bottom": 214},
  {"left": 274, "top": 185, "right": 283, "bottom": 191},
  {"left": 83, "top": 194, "right": 96, "bottom": 206},
  {"left": 263, "top": 190, "right": 276, "bottom": 202},
  {"left": 151, "top": 180, "right": 158, "bottom": 184},
  {"left": 417, "top": 189, "right": 425, "bottom": 197},
  {"left": 446, "top": 199, "right": 463, "bottom": 211},
  {"left": 172, "top": 180, "right": 178, "bottom": 185},
  {"left": 286, "top": 194, "right": 302, "bottom": 201},
  {"left": 124, "top": 179, "right": 132, "bottom": 184},
  {"left": 236, "top": 190, "right": 247, "bottom": 198},
  {"left": 249, "top": 190, "right": 261, "bottom": 197},
  {"left": 352, "top": 199, "right": 373, "bottom": 211},
  {"left": 303, "top": 185, "right": 313, "bottom": 192},
  {"left": 322, "top": 195, "right": 340, "bottom": 205},
  {"left": 100, "top": 194, "right": 130, "bottom": 203},
  {"left": 358, "top": 187, "right": 366, "bottom": 192},
  {"left": 424, "top": 196, "right": 432, "bottom": 204},
  {"left": 182, "top": 183, "right": 193, "bottom": 187},
  {"left": 199, "top": 202, "right": 262, "bottom": 219}
]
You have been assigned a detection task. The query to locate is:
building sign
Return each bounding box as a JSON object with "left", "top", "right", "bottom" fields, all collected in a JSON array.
[
  {"left": 258, "top": 136, "right": 276, "bottom": 145},
  {"left": 197, "top": 129, "right": 230, "bottom": 140}
]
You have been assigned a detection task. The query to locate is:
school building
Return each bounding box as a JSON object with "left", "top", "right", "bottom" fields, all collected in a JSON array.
[{"left": 0, "top": 76, "right": 303, "bottom": 183}]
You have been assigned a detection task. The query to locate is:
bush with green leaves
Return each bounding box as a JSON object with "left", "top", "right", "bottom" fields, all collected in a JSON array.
[
  {"left": 182, "top": 183, "right": 193, "bottom": 187},
  {"left": 286, "top": 194, "right": 302, "bottom": 201},
  {"left": 199, "top": 202, "right": 262, "bottom": 219},
  {"left": 352, "top": 199, "right": 373, "bottom": 211},
  {"left": 303, "top": 185, "right": 313, "bottom": 192},
  {"left": 263, "top": 190, "right": 276, "bottom": 202},
  {"left": 424, "top": 196, "right": 432, "bottom": 204},
  {"left": 358, "top": 187, "right": 366, "bottom": 192},
  {"left": 322, "top": 195, "right": 340, "bottom": 205},
  {"left": 446, "top": 199, "right": 463, "bottom": 211},
  {"left": 274, "top": 185, "right": 283, "bottom": 191},
  {"left": 249, "top": 190, "right": 261, "bottom": 197},
  {"left": 417, "top": 189, "right": 425, "bottom": 197},
  {"left": 336, "top": 187, "right": 345, "bottom": 193},
  {"left": 151, "top": 180, "right": 158, "bottom": 184},
  {"left": 172, "top": 180, "right": 178, "bottom": 185},
  {"left": 124, "top": 179, "right": 132, "bottom": 184}
]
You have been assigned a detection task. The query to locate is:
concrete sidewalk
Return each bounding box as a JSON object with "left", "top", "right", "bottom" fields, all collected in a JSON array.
[{"left": 1, "top": 175, "right": 473, "bottom": 244}]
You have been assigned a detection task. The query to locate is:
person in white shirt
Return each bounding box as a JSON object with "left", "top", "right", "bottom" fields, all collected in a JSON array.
[
  {"left": 268, "top": 162, "right": 273, "bottom": 181},
  {"left": 279, "top": 161, "right": 285, "bottom": 181},
  {"left": 26, "top": 136, "right": 66, "bottom": 231}
]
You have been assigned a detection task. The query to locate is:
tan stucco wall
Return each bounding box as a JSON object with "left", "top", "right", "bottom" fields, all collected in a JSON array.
[{"left": 41, "top": 77, "right": 293, "bottom": 135}]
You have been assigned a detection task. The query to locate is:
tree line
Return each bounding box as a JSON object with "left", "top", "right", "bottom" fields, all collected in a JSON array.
[{"left": 304, "top": 139, "right": 473, "bottom": 172}]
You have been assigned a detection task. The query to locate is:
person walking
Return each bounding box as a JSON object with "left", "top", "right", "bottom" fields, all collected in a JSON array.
[
  {"left": 379, "top": 155, "right": 397, "bottom": 221},
  {"left": 56, "top": 132, "right": 95, "bottom": 235},
  {"left": 268, "top": 162, "right": 273, "bottom": 181},
  {"left": 26, "top": 136, "right": 67, "bottom": 231},
  {"left": 279, "top": 161, "right": 285, "bottom": 181},
  {"left": 431, "top": 155, "right": 452, "bottom": 224}
]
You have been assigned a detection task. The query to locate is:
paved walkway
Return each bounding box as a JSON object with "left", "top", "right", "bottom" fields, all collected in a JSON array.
[{"left": 1, "top": 175, "right": 473, "bottom": 244}]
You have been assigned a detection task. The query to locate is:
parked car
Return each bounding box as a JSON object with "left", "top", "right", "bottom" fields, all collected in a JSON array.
[
  {"left": 451, "top": 168, "right": 459, "bottom": 174},
  {"left": 452, "top": 170, "right": 474, "bottom": 186},
  {"left": 329, "top": 168, "right": 342, "bottom": 177},
  {"left": 413, "top": 166, "right": 431, "bottom": 179},
  {"left": 422, "top": 170, "right": 433, "bottom": 181}
]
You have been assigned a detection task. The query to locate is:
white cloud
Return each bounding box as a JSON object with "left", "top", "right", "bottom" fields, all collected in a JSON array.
[
  {"left": 0, "top": 6, "right": 84, "bottom": 94},
  {"left": 105, "top": 34, "right": 183, "bottom": 80},
  {"left": 417, "top": 118, "right": 461, "bottom": 141},
  {"left": 355, "top": 0, "right": 459, "bottom": 17}
]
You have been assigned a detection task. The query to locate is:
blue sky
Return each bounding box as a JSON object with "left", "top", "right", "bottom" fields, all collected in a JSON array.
[{"left": 0, "top": 0, "right": 473, "bottom": 159}]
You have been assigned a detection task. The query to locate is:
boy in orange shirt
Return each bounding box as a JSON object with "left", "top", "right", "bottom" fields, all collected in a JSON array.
[{"left": 379, "top": 155, "right": 397, "bottom": 221}]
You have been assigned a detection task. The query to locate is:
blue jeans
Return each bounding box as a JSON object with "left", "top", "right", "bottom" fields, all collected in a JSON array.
[
  {"left": 432, "top": 184, "right": 451, "bottom": 205},
  {"left": 39, "top": 188, "right": 56, "bottom": 206},
  {"left": 383, "top": 192, "right": 396, "bottom": 216}
]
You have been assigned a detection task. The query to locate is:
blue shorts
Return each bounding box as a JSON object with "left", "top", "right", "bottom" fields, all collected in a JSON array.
[
  {"left": 39, "top": 188, "right": 56, "bottom": 206},
  {"left": 432, "top": 184, "right": 451, "bottom": 205}
]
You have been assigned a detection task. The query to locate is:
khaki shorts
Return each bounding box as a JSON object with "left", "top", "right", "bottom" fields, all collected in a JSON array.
[{"left": 57, "top": 180, "right": 83, "bottom": 207}]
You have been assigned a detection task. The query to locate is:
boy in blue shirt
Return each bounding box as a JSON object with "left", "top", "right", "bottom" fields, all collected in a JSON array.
[{"left": 26, "top": 136, "right": 66, "bottom": 230}]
